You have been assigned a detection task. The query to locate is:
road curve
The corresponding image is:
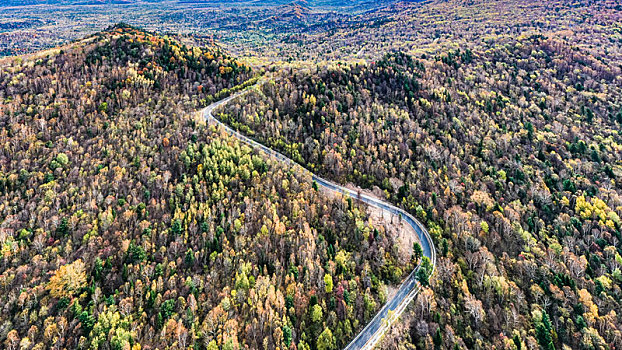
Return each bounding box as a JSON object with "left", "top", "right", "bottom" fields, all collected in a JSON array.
[{"left": 200, "top": 84, "right": 436, "bottom": 350}]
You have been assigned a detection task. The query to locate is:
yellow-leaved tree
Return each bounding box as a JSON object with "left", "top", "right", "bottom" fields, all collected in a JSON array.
[{"left": 48, "top": 259, "right": 87, "bottom": 299}]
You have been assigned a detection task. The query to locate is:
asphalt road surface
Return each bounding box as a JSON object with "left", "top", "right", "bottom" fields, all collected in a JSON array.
[{"left": 201, "top": 83, "right": 436, "bottom": 350}]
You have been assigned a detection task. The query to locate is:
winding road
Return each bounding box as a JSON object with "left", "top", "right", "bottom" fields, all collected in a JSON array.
[{"left": 201, "top": 83, "right": 436, "bottom": 350}]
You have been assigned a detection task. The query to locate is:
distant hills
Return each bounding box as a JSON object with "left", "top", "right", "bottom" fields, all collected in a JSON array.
[
  {"left": 274, "top": 1, "right": 311, "bottom": 20},
  {"left": 0, "top": 0, "right": 162, "bottom": 6},
  {"left": 0, "top": 0, "right": 398, "bottom": 11}
]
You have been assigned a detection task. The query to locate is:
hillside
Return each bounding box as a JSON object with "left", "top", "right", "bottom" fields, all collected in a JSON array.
[
  {"left": 0, "top": 24, "right": 405, "bottom": 349},
  {"left": 3, "top": 0, "right": 622, "bottom": 349},
  {"left": 219, "top": 26, "right": 622, "bottom": 350}
]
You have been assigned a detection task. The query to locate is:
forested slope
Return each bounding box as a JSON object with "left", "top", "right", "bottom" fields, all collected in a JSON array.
[
  {"left": 0, "top": 25, "right": 403, "bottom": 350},
  {"left": 219, "top": 33, "right": 622, "bottom": 348}
]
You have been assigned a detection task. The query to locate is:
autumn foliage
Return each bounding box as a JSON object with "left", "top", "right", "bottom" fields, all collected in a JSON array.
[{"left": 0, "top": 24, "right": 401, "bottom": 350}]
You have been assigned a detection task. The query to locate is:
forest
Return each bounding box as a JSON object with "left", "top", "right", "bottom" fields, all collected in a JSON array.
[
  {"left": 219, "top": 29, "right": 622, "bottom": 349},
  {"left": 0, "top": 24, "right": 406, "bottom": 349},
  {"left": 2, "top": 0, "right": 622, "bottom": 349}
]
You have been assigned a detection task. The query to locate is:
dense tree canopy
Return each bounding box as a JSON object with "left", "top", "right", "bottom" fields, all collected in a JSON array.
[
  {"left": 2, "top": 0, "right": 622, "bottom": 348},
  {"left": 0, "top": 25, "right": 403, "bottom": 350},
  {"left": 220, "top": 32, "right": 622, "bottom": 349}
]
